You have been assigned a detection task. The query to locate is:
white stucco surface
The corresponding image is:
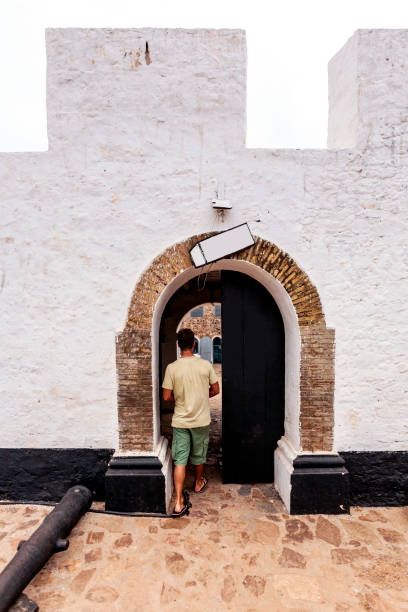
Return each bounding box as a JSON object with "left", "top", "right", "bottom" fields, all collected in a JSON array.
[{"left": 0, "top": 28, "right": 407, "bottom": 451}]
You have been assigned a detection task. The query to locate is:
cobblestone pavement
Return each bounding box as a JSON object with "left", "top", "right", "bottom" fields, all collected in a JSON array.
[{"left": 1, "top": 478, "right": 408, "bottom": 611}]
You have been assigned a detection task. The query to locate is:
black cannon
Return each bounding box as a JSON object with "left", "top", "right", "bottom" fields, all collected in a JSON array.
[{"left": 0, "top": 485, "right": 92, "bottom": 612}]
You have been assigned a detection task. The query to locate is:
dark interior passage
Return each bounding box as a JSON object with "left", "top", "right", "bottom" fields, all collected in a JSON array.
[
  {"left": 159, "top": 272, "right": 222, "bottom": 383},
  {"left": 160, "top": 273, "right": 223, "bottom": 469},
  {"left": 159, "top": 269, "right": 285, "bottom": 485}
]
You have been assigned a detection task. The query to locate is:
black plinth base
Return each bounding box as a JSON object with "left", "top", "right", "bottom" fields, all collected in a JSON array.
[
  {"left": 105, "top": 456, "right": 166, "bottom": 513},
  {"left": 290, "top": 454, "right": 350, "bottom": 515}
]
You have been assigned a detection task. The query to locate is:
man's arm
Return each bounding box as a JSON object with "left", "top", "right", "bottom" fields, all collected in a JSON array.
[
  {"left": 208, "top": 363, "right": 219, "bottom": 398},
  {"left": 162, "top": 388, "right": 174, "bottom": 402},
  {"left": 162, "top": 388, "right": 175, "bottom": 414},
  {"left": 162, "top": 363, "right": 174, "bottom": 410},
  {"left": 209, "top": 382, "right": 220, "bottom": 398}
]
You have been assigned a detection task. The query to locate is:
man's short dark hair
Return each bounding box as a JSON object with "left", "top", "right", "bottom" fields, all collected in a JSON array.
[{"left": 177, "top": 328, "right": 195, "bottom": 350}]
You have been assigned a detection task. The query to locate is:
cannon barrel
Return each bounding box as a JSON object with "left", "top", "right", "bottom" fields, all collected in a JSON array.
[{"left": 0, "top": 485, "right": 92, "bottom": 612}]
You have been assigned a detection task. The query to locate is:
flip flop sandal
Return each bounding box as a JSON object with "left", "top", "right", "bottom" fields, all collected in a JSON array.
[
  {"left": 171, "top": 504, "right": 189, "bottom": 518},
  {"left": 195, "top": 477, "right": 208, "bottom": 494}
]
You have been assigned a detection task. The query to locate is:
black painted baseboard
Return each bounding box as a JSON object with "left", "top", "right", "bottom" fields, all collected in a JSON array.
[
  {"left": 340, "top": 451, "right": 408, "bottom": 506},
  {"left": 0, "top": 448, "right": 114, "bottom": 502},
  {"left": 0, "top": 448, "right": 406, "bottom": 510}
]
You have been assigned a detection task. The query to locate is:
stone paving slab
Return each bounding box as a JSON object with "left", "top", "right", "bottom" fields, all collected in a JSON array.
[{"left": 1, "top": 471, "right": 408, "bottom": 611}]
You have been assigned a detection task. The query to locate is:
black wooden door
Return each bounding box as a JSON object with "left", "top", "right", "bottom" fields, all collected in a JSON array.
[{"left": 221, "top": 271, "right": 285, "bottom": 483}]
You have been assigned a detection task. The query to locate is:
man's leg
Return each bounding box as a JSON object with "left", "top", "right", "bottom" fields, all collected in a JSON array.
[
  {"left": 189, "top": 425, "right": 210, "bottom": 492},
  {"left": 172, "top": 427, "right": 190, "bottom": 512},
  {"left": 194, "top": 463, "right": 206, "bottom": 492},
  {"left": 173, "top": 465, "right": 186, "bottom": 512}
]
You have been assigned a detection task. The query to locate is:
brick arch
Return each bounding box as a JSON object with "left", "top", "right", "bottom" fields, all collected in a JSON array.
[{"left": 116, "top": 234, "right": 334, "bottom": 454}]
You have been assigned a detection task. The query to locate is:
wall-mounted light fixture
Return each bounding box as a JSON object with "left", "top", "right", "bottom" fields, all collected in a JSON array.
[
  {"left": 212, "top": 198, "right": 232, "bottom": 210},
  {"left": 190, "top": 223, "right": 255, "bottom": 268}
]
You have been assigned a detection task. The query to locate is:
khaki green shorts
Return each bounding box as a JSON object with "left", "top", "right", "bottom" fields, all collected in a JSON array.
[{"left": 172, "top": 425, "right": 210, "bottom": 466}]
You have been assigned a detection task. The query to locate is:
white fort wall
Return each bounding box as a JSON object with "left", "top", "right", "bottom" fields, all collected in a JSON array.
[{"left": 0, "top": 28, "right": 407, "bottom": 451}]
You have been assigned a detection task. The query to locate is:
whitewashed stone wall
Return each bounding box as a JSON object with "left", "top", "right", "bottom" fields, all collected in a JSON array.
[{"left": 0, "top": 28, "right": 406, "bottom": 451}]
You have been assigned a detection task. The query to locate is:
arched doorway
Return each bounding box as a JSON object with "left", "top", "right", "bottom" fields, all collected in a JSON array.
[
  {"left": 109, "top": 234, "right": 348, "bottom": 515},
  {"left": 159, "top": 270, "right": 285, "bottom": 484},
  {"left": 212, "top": 337, "right": 222, "bottom": 364},
  {"left": 199, "top": 337, "right": 212, "bottom": 362},
  {"left": 193, "top": 338, "right": 199, "bottom": 355}
]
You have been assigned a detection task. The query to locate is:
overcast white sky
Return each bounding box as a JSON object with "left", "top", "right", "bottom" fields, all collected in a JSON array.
[{"left": 1, "top": 0, "right": 408, "bottom": 151}]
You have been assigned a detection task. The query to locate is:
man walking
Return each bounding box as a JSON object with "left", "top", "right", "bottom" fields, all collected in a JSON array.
[{"left": 162, "top": 328, "right": 220, "bottom": 516}]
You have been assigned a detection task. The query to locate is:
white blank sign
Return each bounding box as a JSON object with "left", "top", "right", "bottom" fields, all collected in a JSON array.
[{"left": 190, "top": 223, "right": 255, "bottom": 268}]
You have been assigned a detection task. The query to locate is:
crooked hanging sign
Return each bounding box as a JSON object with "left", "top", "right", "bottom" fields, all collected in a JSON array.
[{"left": 190, "top": 223, "right": 255, "bottom": 268}]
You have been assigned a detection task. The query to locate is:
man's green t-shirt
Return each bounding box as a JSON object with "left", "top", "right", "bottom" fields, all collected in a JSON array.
[{"left": 162, "top": 356, "right": 218, "bottom": 428}]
